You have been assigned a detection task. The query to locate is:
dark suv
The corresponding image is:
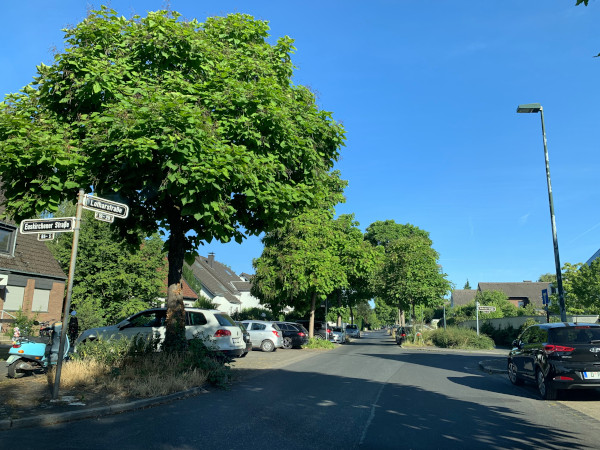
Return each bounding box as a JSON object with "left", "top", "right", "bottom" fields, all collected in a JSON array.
[
  {"left": 508, "top": 322, "right": 600, "bottom": 400},
  {"left": 294, "top": 320, "right": 331, "bottom": 340},
  {"left": 274, "top": 322, "right": 309, "bottom": 349}
]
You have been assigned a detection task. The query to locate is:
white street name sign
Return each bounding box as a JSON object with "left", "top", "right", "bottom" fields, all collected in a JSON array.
[
  {"left": 478, "top": 306, "right": 497, "bottom": 313},
  {"left": 20, "top": 218, "right": 76, "bottom": 234},
  {"left": 83, "top": 194, "right": 129, "bottom": 219}
]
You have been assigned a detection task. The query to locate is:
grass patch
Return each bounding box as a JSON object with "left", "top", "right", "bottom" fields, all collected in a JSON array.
[
  {"left": 56, "top": 336, "right": 231, "bottom": 399},
  {"left": 428, "top": 327, "right": 494, "bottom": 350},
  {"left": 305, "top": 337, "right": 335, "bottom": 349}
]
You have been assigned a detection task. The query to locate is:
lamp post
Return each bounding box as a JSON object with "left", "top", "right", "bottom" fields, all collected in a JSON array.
[{"left": 516, "top": 103, "right": 567, "bottom": 322}]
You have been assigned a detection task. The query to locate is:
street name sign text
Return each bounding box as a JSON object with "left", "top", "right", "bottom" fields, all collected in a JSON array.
[
  {"left": 20, "top": 218, "right": 76, "bottom": 234},
  {"left": 83, "top": 194, "right": 129, "bottom": 219}
]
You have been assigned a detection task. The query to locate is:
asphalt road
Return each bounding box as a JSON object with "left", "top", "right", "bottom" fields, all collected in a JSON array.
[{"left": 2, "top": 331, "right": 600, "bottom": 449}]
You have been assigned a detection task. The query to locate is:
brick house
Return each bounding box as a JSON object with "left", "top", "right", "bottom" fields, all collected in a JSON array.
[
  {"left": 450, "top": 281, "right": 551, "bottom": 310},
  {"left": 0, "top": 189, "right": 67, "bottom": 333}
]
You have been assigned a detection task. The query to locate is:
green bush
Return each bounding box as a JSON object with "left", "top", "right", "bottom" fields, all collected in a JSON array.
[
  {"left": 182, "top": 337, "right": 231, "bottom": 389},
  {"left": 71, "top": 335, "right": 157, "bottom": 366},
  {"left": 305, "top": 337, "right": 335, "bottom": 349},
  {"left": 429, "top": 327, "right": 494, "bottom": 350},
  {"left": 5, "top": 309, "right": 39, "bottom": 337}
]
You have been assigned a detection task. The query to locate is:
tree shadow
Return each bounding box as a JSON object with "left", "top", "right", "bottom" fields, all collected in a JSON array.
[{"left": 8, "top": 364, "right": 592, "bottom": 449}]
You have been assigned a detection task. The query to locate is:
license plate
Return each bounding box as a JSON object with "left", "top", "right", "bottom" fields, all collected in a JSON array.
[
  {"left": 583, "top": 372, "right": 600, "bottom": 379},
  {"left": 232, "top": 338, "right": 240, "bottom": 344}
]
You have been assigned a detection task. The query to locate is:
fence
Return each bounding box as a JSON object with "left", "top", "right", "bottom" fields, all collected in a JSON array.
[{"left": 457, "top": 315, "right": 599, "bottom": 331}]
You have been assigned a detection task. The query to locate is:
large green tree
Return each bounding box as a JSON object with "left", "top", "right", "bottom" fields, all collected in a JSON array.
[
  {"left": 0, "top": 9, "right": 345, "bottom": 350},
  {"left": 377, "top": 233, "right": 451, "bottom": 323},
  {"left": 251, "top": 206, "right": 347, "bottom": 337}
]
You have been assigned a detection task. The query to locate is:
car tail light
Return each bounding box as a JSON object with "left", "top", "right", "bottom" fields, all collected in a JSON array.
[
  {"left": 327, "top": 328, "right": 332, "bottom": 333},
  {"left": 553, "top": 376, "right": 574, "bottom": 381},
  {"left": 272, "top": 330, "right": 279, "bottom": 338},
  {"left": 12, "top": 343, "right": 21, "bottom": 348},
  {"left": 401, "top": 333, "right": 406, "bottom": 337},
  {"left": 544, "top": 344, "right": 575, "bottom": 354},
  {"left": 214, "top": 329, "right": 232, "bottom": 337},
  {"left": 298, "top": 332, "right": 306, "bottom": 337}
]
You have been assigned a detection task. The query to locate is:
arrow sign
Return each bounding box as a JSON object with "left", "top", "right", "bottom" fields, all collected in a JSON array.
[
  {"left": 478, "top": 305, "right": 497, "bottom": 313},
  {"left": 82, "top": 194, "right": 129, "bottom": 219},
  {"left": 20, "top": 218, "right": 76, "bottom": 234}
]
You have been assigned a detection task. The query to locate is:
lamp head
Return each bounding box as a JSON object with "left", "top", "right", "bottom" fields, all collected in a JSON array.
[{"left": 517, "top": 103, "right": 542, "bottom": 113}]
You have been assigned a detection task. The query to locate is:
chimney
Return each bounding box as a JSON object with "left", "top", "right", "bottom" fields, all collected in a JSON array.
[{"left": 208, "top": 252, "right": 215, "bottom": 268}]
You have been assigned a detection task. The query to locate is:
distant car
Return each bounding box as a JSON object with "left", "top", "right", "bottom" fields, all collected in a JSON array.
[
  {"left": 274, "top": 322, "right": 309, "bottom": 349},
  {"left": 508, "top": 322, "right": 600, "bottom": 400},
  {"left": 74, "top": 308, "right": 246, "bottom": 357},
  {"left": 330, "top": 326, "right": 347, "bottom": 344},
  {"left": 236, "top": 322, "right": 253, "bottom": 357},
  {"left": 346, "top": 324, "right": 360, "bottom": 338},
  {"left": 241, "top": 320, "right": 284, "bottom": 352}
]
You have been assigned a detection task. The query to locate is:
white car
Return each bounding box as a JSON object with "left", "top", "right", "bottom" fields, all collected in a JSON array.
[
  {"left": 346, "top": 324, "right": 361, "bottom": 338},
  {"left": 74, "top": 307, "right": 246, "bottom": 357},
  {"left": 330, "top": 326, "right": 347, "bottom": 344}
]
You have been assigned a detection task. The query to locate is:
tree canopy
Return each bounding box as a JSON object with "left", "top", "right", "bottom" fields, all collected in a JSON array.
[{"left": 0, "top": 8, "right": 345, "bottom": 350}]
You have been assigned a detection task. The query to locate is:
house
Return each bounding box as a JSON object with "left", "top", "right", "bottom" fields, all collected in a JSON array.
[
  {"left": 477, "top": 281, "right": 550, "bottom": 308},
  {"left": 0, "top": 189, "right": 67, "bottom": 333},
  {"left": 450, "top": 281, "right": 551, "bottom": 309},
  {"left": 450, "top": 289, "right": 477, "bottom": 307},
  {"left": 186, "top": 253, "right": 264, "bottom": 316}
]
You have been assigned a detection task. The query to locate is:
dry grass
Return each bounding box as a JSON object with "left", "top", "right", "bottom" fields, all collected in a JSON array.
[{"left": 47, "top": 352, "right": 209, "bottom": 399}]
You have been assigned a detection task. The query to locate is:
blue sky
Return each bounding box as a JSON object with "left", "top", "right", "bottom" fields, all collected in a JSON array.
[{"left": 2, "top": 1, "right": 599, "bottom": 290}]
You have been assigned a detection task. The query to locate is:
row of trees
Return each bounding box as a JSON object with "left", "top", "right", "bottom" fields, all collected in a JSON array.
[{"left": 251, "top": 217, "right": 452, "bottom": 337}]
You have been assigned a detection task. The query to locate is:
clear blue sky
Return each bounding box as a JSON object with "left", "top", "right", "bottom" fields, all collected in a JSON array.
[{"left": 2, "top": 1, "right": 599, "bottom": 290}]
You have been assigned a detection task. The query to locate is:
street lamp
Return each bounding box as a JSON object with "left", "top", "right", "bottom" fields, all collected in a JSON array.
[{"left": 516, "top": 103, "right": 567, "bottom": 322}]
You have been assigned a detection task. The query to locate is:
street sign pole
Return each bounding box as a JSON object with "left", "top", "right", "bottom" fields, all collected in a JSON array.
[
  {"left": 52, "top": 188, "right": 84, "bottom": 400},
  {"left": 476, "top": 301, "right": 480, "bottom": 336}
]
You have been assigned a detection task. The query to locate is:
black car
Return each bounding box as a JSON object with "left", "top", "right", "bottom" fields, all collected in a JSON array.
[
  {"left": 508, "top": 322, "right": 600, "bottom": 400},
  {"left": 294, "top": 320, "right": 331, "bottom": 340},
  {"left": 236, "top": 322, "right": 253, "bottom": 357},
  {"left": 274, "top": 322, "right": 309, "bottom": 349}
]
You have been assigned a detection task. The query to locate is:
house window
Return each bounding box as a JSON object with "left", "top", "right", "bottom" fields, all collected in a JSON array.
[
  {"left": 32, "top": 289, "right": 50, "bottom": 313},
  {"left": 0, "top": 224, "right": 17, "bottom": 256},
  {"left": 3, "top": 286, "right": 25, "bottom": 311}
]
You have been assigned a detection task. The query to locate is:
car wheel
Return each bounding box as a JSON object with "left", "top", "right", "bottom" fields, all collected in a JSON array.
[
  {"left": 282, "top": 337, "right": 293, "bottom": 349},
  {"left": 507, "top": 360, "right": 524, "bottom": 386},
  {"left": 537, "top": 369, "right": 557, "bottom": 400},
  {"left": 260, "top": 339, "right": 275, "bottom": 352},
  {"left": 240, "top": 351, "right": 248, "bottom": 358}
]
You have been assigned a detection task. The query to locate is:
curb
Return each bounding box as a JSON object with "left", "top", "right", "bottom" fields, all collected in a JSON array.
[
  {"left": 0, "top": 386, "right": 209, "bottom": 431},
  {"left": 478, "top": 360, "right": 506, "bottom": 375}
]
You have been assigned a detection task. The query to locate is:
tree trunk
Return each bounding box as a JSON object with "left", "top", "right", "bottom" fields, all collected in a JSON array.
[
  {"left": 349, "top": 304, "right": 354, "bottom": 325},
  {"left": 163, "top": 204, "right": 188, "bottom": 353},
  {"left": 309, "top": 292, "right": 317, "bottom": 338}
]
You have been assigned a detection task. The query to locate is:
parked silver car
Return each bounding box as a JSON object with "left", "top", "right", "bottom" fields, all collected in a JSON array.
[
  {"left": 346, "top": 324, "right": 361, "bottom": 338},
  {"left": 240, "top": 320, "right": 284, "bottom": 352},
  {"left": 74, "top": 308, "right": 246, "bottom": 357}
]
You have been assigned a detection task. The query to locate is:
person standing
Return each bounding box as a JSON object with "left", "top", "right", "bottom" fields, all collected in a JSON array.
[{"left": 68, "top": 310, "right": 79, "bottom": 342}]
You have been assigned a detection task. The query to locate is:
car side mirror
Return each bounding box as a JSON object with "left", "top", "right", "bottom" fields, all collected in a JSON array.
[{"left": 512, "top": 339, "right": 521, "bottom": 348}]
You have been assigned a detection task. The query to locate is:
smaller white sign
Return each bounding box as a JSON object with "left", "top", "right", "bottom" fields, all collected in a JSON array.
[
  {"left": 37, "top": 233, "right": 55, "bottom": 241},
  {"left": 94, "top": 212, "right": 115, "bottom": 223}
]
